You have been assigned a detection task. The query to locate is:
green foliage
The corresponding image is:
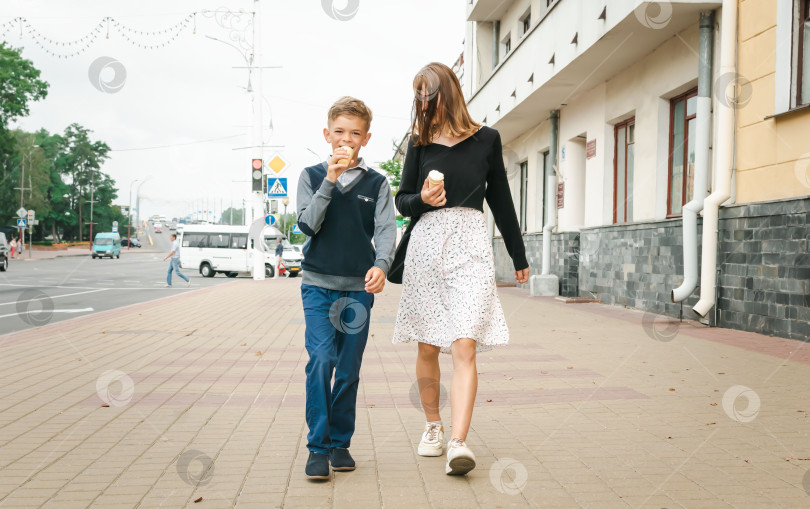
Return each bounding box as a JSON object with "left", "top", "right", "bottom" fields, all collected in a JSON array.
[
  {"left": 219, "top": 207, "right": 245, "bottom": 225},
  {"left": 0, "top": 43, "right": 48, "bottom": 129},
  {"left": 0, "top": 45, "right": 121, "bottom": 242},
  {"left": 379, "top": 159, "right": 402, "bottom": 194}
]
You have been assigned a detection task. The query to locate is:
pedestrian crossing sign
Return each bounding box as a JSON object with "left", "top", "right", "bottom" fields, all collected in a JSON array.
[
  {"left": 267, "top": 177, "right": 287, "bottom": 197},
  {"left": 17, "top": 218, "right": 26, "bottom": 227}
]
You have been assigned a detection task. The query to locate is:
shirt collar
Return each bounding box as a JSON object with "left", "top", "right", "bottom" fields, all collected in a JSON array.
[{"left": 345, "top": 157, "right": 368, "bottom": 172}]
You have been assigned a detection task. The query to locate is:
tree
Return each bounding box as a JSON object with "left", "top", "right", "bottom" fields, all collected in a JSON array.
[
  {"left": 0, "top": 43, "right": 49, "bottom": 229},
  {"left": 379, "top": 158, "right": 408, "bottom": 227},
  {"left": 0, "top": 43, "right": 49, "bottom": 129},
  {"left": 379, "top": 159, "right": 402, "bottom": 193},
  {"left": 219, "top": 207, "right": 245, "bottom": 225}
]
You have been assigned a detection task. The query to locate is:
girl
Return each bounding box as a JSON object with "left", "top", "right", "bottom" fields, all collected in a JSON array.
[
  {"left": 10, "top": 237, "right": 16, "bottom": 259},
  {"left": 392, "top": 62, "right": 530, "bottom": 475}
]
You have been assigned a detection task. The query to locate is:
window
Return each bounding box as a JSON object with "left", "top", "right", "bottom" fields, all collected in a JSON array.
[
  {"left": 230, "top": 234, "right": 248, "bottom": 249},
  {"left": 503, "top": 33, "right": 512, "bottom": 56},
  {"left": 614, "top": 118, "right": 635, "bottom": 223},
  {"left": 667, "top": 89, "right": 698, "bottom": 216},
  {"left": 519, "top": 160, "right": 528, "bottom": 232},
  {"left": 520, "top": 10, "right": 531, "bottom": 37},
  {"left": 798, "top": 0, "right": 810, "bottom": 104},
  {"left": 208, "top": 233, "right": 230, "bottom": 249},
  {"left": 183, "top": 233, "right": 208, "bottom": 248}
]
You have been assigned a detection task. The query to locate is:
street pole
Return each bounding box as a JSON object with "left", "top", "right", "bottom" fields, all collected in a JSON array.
[
  {"left": 128, "top": 179, "right": 139, "bottom": 250},
  {"left": 19, "top": 155, "right": 24, "bottom": 257},
  {"left": 88, "top": 170, "right": 95, "bottom": 250},
  {"left": 136, "top": 177, "right": 150, "bottom": 233},
  {"left": 251, "top": 0, "right": 266, "bottom": 280}
]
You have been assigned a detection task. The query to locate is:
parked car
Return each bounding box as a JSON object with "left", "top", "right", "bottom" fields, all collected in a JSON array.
[
  {"left": 92, "top": 232, "right": 121, "bottom": 259},
  {"left": 0, "top": 234, "right": 9, "bottom": 271},
  {"left": 121, "top": 237, "right": 141, "bottom": 248}
]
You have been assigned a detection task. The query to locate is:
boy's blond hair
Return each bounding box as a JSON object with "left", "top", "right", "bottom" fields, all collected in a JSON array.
[{"left": 328, "top": 96, "right": 373, "bottom": 130}]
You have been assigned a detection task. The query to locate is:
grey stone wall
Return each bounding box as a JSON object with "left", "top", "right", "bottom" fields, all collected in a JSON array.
[
  {"left": 715, "top": 198, "right": 809, "bottom": 341},
  {"left": 491, "top": 196, "right": 810, "bottom": 342},
  {"left": 493, "top": 232, "right": 579, "bottom": 297}
]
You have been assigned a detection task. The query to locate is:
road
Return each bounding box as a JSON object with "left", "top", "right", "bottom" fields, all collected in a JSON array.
[{"left": 0, "top": 226, "right": 241, "bottom": 335}]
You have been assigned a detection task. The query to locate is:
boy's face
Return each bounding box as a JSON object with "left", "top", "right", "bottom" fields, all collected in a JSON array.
[{"left": 323, "top": 115, "right": 371, "bottom": 165}]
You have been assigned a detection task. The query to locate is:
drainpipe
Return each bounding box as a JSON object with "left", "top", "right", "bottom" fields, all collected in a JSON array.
[
  {"left": 694, "top": 0, "right": 736, "bottom": 317},
  {"left": 492, "top": 21, "right": 500, "bottom": 69},
  {"left": 542, "top": 110, "right": 559, "bottom": 275},
  {"left": 672, "top": 11, "right": 714, "bottom": 303}
]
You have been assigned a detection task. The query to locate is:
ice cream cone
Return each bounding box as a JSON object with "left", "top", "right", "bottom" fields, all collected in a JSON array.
[
  {"left": 428, "top": 170, "right": 444, "bottom": 189},
  {"left": 337, "top": 146, "right": 354, "bottom": 167}
]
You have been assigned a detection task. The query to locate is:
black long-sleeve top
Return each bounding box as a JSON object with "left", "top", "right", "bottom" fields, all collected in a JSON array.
[{"left": 395, "top": 126, "right": 529, "bottom": 271}]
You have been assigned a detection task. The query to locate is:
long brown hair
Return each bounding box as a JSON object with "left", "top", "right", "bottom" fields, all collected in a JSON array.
[{"left": 410, "top": 62, "right": 481, "bottom": 146}]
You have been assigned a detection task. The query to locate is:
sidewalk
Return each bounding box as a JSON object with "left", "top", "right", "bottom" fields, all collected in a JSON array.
[
  {"left": 10, "top": 246, "right": 162, "bottom": 261},
  {"left": 0, "top": 279, "right": 809, "bottom": 508}
]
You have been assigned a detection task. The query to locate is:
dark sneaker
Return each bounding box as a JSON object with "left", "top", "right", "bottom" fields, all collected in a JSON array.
[
  {"left": 329, "top": 448, "right": 356, "bottom": 471},
  {"left": 305, "top": 452, "right": 330, "bottom": 480}
]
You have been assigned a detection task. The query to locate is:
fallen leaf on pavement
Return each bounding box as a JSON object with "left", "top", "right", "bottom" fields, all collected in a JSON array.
[
  {"left": 241, "top": 343, "right": 247, "bottom": 346},
  {"left": 101, "top": 403, "right": 109, "bottom": 407},
  {"left": 668, "top": 388, "right": 676, "bottom": 391},
  {"left": 255, "top": 351, "right": 262, "bottom": 356},
  {"left": 194, "top": 497, "right": 203, "bottom": 503}
]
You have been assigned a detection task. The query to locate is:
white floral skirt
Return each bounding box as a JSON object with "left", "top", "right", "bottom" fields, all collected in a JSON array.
[{"left": 392, "top": 207, "right": 510, "bottom": 354}]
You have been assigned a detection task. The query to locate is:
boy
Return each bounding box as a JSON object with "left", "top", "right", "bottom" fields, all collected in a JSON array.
[{"left": 297, "top": 96, "right": 396, "bottom": 480}]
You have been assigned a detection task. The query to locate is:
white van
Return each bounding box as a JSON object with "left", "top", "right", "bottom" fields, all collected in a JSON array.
[{"left": 179, "top": 224, "right": 287, "bottom": 278}]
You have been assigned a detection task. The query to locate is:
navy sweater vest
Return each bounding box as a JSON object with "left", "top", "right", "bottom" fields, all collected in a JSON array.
[{"left": 301, "top": 164, "right": 387, "bottom": 277}]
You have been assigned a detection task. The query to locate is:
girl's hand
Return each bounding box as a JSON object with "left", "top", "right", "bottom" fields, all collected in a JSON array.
[
  {"left": 420, "top": 178, "right": 447, "bottom": 207},
  {"left": 515, "top": 267, "right": 529, "bottom": 284}
]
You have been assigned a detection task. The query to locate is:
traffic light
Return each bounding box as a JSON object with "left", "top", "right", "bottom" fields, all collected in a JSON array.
[{"left": 251, "top": 159, "right": 263, "bottom": 192}]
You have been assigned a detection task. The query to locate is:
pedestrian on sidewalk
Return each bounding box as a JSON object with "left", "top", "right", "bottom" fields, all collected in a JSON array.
[
  {"left": 296, "top": 96, "right": 396, "bottom": 480},
  {"left": 391, "top": 62, "right": 530, "bottom": 476},
  {"left": 163, "top": 233, "right": 190, "bottom": 287},
  {"left": 9, "top": 237, "right": 16, "bottom": 259},
  {"left": 274, "top": 237, "right": 284, "bottom": 279}
]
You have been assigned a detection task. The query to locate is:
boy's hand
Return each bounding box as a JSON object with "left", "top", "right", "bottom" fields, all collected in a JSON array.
[
  {"left": 515, "top": 267, "right": 530, "bottom": 284},
  {"left": 325, "top": 147, "right": 352, "bottom": 183},
  {"left": 420, "top": 178, "right": 446, "bottom": 207},
  {"left": 364, "top": 266, "right": 385, "bottom": 293}
]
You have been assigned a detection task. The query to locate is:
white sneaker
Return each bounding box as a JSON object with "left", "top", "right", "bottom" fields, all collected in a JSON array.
[
  {"left": 445, "top": 438, "right": 476, "bottom": 475},
  {"left": 417, "top": 423, "right": 444, "bottom": 457}
]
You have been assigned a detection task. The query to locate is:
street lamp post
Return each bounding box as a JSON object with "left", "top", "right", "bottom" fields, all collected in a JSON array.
[
  {"left": 136, "top": 177, "right": 150, "bottom": 233},
  {"left": 128, "top": 178, "right": 139, "bottom": 250},
  {"left": 282, "top": 196, "right": 290, "bottom": 238},
  {"left": 17, "top": 145, "right": 40, "bottom": 259}
]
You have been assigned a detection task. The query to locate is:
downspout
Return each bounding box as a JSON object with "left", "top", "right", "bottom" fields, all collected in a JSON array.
[
  {"left": 672, "top": 11, "right": 714, "bottom": 303},
  {"left": 542, "top": 110, "right": 559, "bottom": 275},
  {"left": 694, "top": 0, "right": 737, "bottom": 317}
]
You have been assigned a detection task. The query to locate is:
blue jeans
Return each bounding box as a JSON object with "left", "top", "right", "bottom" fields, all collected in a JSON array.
[
  {"left": 167, "top": 258, "right": 188, "bottom": 285},
  {"left": 301, "top": 284, "right": 374, "bottom": 454}
]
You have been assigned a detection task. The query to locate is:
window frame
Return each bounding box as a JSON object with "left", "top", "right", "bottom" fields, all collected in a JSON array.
[
  {"left": 520, "top": 9, "right": 532, "bottom": 38},
  {"left": 613, "top": 118, "right": 635, "bottom": 224},
  {"left": 798, "top": 0, "right": 810, "bottom": 105},
  {"left": 666, "top": 88, "right": 698, "bottom": 218}
]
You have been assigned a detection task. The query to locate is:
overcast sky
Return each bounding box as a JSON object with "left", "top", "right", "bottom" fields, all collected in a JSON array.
[{"left": 2, "top": 0, "right": 465, "bottom": 222}]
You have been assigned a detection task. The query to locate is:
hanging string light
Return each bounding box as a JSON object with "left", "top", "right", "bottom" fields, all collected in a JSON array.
[{"left": 0, "top": 13, "right": 197, "bottom": 59}]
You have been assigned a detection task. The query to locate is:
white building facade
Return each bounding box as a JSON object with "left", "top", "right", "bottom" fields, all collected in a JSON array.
[{"left": 462, "top": 0, "right": 810, "bottom": 342}]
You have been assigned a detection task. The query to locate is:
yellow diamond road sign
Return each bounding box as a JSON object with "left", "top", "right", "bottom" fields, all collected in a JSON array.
[{"left": 268, "top": 154, "right": 287, "bottom": 174}]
